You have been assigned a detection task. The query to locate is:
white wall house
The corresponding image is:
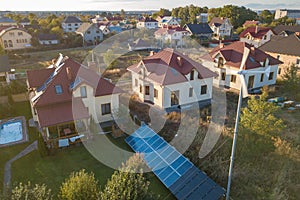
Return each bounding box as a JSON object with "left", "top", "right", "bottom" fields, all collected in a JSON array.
[
  {"left": 209, "top": 17, "right": 233, "bottom": 38},
  {"left": 62, "top": 16, "right": 83, "bottom": 33},
  {"left": 127, "top": 48, "right": 216, "bottom": 110},
  {"left": 155, "top": 27, "right": 188, "bottom": 47},
  {"left": 201, "top": 41, "right": 282, "bottom": 94},
  {"left": 239, "top": 26, "right": 274, "bottom": 47},
  {"left": 38, "top": 34, "right": 59, "bottom": 45},
  {"left": 137, "top": 17, "right": 158, "bottom": 29},
  {"left": 158, "top": 16, "right": 180, "bottom": 28},
  {"left": 76, "top": 23, "right": 103, "bottom": 45}
]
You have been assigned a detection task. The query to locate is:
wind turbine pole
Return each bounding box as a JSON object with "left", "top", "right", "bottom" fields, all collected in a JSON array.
[{"left": 226, "top": 86, "right": 243, "bottom": 200}]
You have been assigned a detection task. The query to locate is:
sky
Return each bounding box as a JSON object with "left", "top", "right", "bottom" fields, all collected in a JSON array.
[{"left": 0, "top": 0, "right": 300, "bottom": 11}]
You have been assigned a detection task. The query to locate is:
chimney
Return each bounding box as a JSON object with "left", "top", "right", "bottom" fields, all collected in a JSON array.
[
  {"left": 255, "top": 25, "right": 259, "bottom": 34},
  {"left": 219, "top": 43, "right": 224, "bottom": 49},
  {"left": 250, "top": 46, "right": 255, "bottom": 55},
  {"left": 66, "top": 67, "right": 72, "bottom": 81},
  {"left": 177, "top": 56, "right": 183, "bottom": 67},
  {"left": 149, "top": 51, "right": 155, "bottom": 56},
  {"left": 295, "top": 32, "right": 300, "bottom": 36}
]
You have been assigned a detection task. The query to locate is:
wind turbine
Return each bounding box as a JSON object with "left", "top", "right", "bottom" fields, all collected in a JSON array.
[{"left": 225, "top": 46, "right": 271, "bottom": 200}]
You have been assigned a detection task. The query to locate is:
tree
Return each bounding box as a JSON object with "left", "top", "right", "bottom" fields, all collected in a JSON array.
[
  {"left": 101, "top": 154, "right": 156, "bottom": 200},
  {"left": 282, "top": 64, "right": 300, "bottom": 100},
  {"left": 240, "top": 91, "right": 285, "bottom": 138},
  {"left": 120, "top": 9, "right": 126, "bottom": 18},
  {"left": 152, "top": 8, "right": 171, "bottom": 19},
  {"left": 59, "top": 169, "right": 100, "bottom": 200},
  {"left": 259, "top": 10, "right": 273, "bottom": 24},
  {"left": 10, "top": 182, "right": 53, "bottom": 200}
]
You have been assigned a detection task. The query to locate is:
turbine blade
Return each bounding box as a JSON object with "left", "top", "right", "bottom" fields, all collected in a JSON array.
[
  {"left": 240, "top": 47, "right": 250, "bottom": 71},
  {"left": 240, "top": 74, "right": 248, "bottom": 98}
]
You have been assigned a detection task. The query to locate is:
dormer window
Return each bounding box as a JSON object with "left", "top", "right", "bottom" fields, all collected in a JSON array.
[
  {"left": 80, "top": 86, "right": 87, "bottom": 98},
  {"left": 55, "top": 85, "right": 63, "bottom": 94},
  {"left": 190, "top": 70, "right": 194, "bottom": 80},
  {"left": 218, "top": 57, "right": 224, "bottom": 68}
]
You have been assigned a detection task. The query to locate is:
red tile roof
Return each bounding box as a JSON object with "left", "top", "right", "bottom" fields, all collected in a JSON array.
[
  {"left": 27, "top": 68, "right": 55, "bottom": 88},
  {"left": 139, "top": 17, "right": 158, "bottom": 23},
  {"left": 0, "top": 25, "right": 14, "bottom": 32},
  {"left": 239, "top": 26, "right": 273, "bottom": 39},
  {"left": 127, "top": 48, "right": 216, "bottom": 85},
  {"left": 37, "top": 98, "right": 89, "bottom": 127},
  {"left": 243, "top": 20, "right": 259, "bottom": 27},
  {"left": 203, "top": 41, "right": 282, "bottom": 70}
]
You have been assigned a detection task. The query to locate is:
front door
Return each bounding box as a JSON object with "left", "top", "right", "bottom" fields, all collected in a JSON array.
[
  {"left": 248, "top": 75, "right": 255, "bottom": 89},
  {"left": 171, "top": 91, "right": 179, "bottom": 106}
]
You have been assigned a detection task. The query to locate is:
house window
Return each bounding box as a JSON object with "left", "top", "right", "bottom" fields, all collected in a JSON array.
[
  {"left": 190, "top": 70, "right": 194, "bottom": 80},
  {"left": 8, "top": 40, "right": 13, "bottom": 47},
  {"left": 296, "top": 58, "right": 300, "bottom": 65},
  {"left": 68, "top": 24, "right": 71, "bottom": 26},
  {"left": 189, "top": 87, "right": 193, "bottom": 97},
  {"left": 269, "top": 72, "right": 274, "bottom": 80},
  {"left": 139, "top": 85, "right": 142, "bottom": 93},
  {"left": 264, "top": 35, "right": 267, "bottom": 40},
  {"left": 135, "top": 79, "right": 138, "bottom": 87},
  {"left": 230, "top": 75, "right": 237, "bottom": 83},
  {"left": 101, "top": 103, "right": 111, "bottom": 115},
  {"left": 80, "top": 86, "right": 87, "bottom": 98},
  {"left": 18, "top": 32, "right": 23, "bottom": 36},
  {"left": 154, "top": 89, "right": 158, "bottom": 98},
  {"left": 87, "top": 31, "right": 91, "bottom": 34},
  {"left": 145, "top": 86, "right": 150, "bottom": 95},
  {"left": 96, "top": 30, "right": 100, "bottom": 33},
  {"left": 68, "top": 28, "right": 72, "bottom": 31},
  {"left": 260, "top": 74, "right": 264, "bottom": 82},
  {"left": 278, "top": 68, "right": 282, "bottom": 75},
  {"left": 218, "top": 57, "right": 224, "bottom": 68},
  {"left": 9, "top": 32, "right": 14, "bottom": 36},
  {"left": 55, "top": 85, "right": 63, "bottom": 94},
  {"left": 4, "top": 40, "right": 8, "bottom": 48},
  {"left": 221, "top": 72, "right": 226, "bottom": 81},
  {"left": 277, "top": 55, "right": 280, "bottom": 60},
  {"left": 75, "top": 23, "right": 78, "bottom": 26},
  {"left": 201, "top": 85, "right": 207, "bottom": 95}
]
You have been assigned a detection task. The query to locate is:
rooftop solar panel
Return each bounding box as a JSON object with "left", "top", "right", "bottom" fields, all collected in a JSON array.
[{"left": 126, "top": 124, "right": 225, "bottom": 200}]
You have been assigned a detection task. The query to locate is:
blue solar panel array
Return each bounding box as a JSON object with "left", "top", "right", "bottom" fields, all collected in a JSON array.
[{"left": 125, "top": 124, "right": 225, "bottom": 200}]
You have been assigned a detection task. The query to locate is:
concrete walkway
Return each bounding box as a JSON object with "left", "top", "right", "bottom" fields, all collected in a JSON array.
[{"left": 3, "top": 141, "right": 38, "bottom": 193}]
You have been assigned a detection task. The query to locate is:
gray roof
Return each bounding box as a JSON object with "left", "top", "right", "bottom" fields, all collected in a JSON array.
[
  {"left": 76, "top": 23, "right": 96, "bottom": 33},
  {"left": 0, "top": 55, "right": 10, "bottom": 72},
  {"left": 273, "top": 25, "right": 300, "bottom": 35},
  {"left": 38, "top": 33, "right": 58, "bottom": 41},
  {"left": 184, "top": 23, "right": 213, "bottom": 35},
  {"left": 259, "top": 34, "right": 300, "bottom": 57},
  {"left": 0, "top": 17, "right": 15, "bottom": 23},
  {"left": 63, "top": 16, "right": 82, "bottom": 24}
]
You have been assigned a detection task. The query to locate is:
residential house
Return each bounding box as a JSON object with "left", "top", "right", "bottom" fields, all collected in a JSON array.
[
  {"left": 127, "top": 48, "right": 216, "bottom": 111},
  {"left": 155, "top": 26, "right": 189, "bottom": 47},
  {"left": 136, "top": 17, "right": 158, "bottom": 29},
  {"left": 273, "top": 25, "right": 300, "bottom": 36},
  {"left": 0, "top": 17, "right": 17, "bottom": 26},
  {"left": 209, "top": 17, "right": 233, "bottom": 38},
  {"left": 99, "top": 25, "right": 110, "bottom": 35},
  {"left": 91, "top": 15, "right": 104, "bottom": 24},
  {"left": 239, "top": 26, "right": 274, "bottom": 47},
  {"left": 196, "top": 13, "right": 208, "bottom": 23},
  {"left": 0, "top": 26, "right": 32, "bottom": 50},
  {"left": 37, "top": 33, "right": 59, "bottom": 45},
  {"left": 19, "top": 18, "right": 31, "bottom": 26},
  {"left": 62, "top": 16, "right": 82, "bottom": 33},
  {"left": 201, "top": 41, "right": 282, "bottom": 93},
  {"left": 105, "top": 16, "right": 124, "bottom": 24},
  {"left": 128, "top": 38, "right": 151, "bottom": 51},
  {"left": 297, "top": 18, "right": 300, "bottom": 25},
  {"left": 76, "top": 23, "right": 103, "bottom": 45},
  {"left": 183, "top": 23, "right": 213, "bottom": 40},
  {"left": 274, "top": 9, "right": 300, "bottom": 20},
  {"left": 259, "top": 32, "right": 300, "bottom": 78},
  {"left": 0, "top": 55, "right": 15, "bottom": 84},
  {"left": 158, "top": 16, "right": 180, "bottom": 28},
  {"left": 27, "top": 54, "right": 123, "bottom": 148},
  {"left": 243, "top": 20, "right": 260, "bottom": 28}
]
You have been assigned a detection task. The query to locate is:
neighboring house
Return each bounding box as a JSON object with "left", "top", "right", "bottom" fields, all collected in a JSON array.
[
  {"left": 274, "top": 9, "right": 300, "bottom": 20},
  {"left": 76, "top": 23, "right": 103, "bottom": 45},
  {"left": 19, "top": 18, "right": 30, "bottom": 26},
  {"left": 273, "top": 25, "right": 300, "bottom": 36},
  {"left": 297, "top": 18, "right": 300, "bottom": 25},
  {"left": 239, "top": 26, "right": 274, "bottom": 47},
  {"left": 209, "top": 17, "right": 233, "bottom": 38},
  {"left": 155, "top": 26, "right": 189, "bottom": 47},
  {"left": 0, "top": 17, "right": 17, "bottom": 26},
  {"left": 136, "top": 17, "right": 158, "bottom": 29},
  {"left": 158, "top": 16, "right": 180, "bottom": 28},
  {"left": 0, "top": 26, "right": 32, "bottom": 50},
  {"left": 259, "top": 33, "right": 300, "bottom": 78},
  {"left": 105, "top": 16, "right": 124, "bottom": 24},
  {"left": 0, "top": 55, "right": 15, "bottom": 84},
  {"left": 196, "top": 13, "right": 208, "bottom": 23},
  {"left": 91, "top": 15, "right": 104, "bottom": 23},
  {"left": 201, "top": 41, "right": 282, "bottom": 93},
  {"left": 99, "top": 25, "right": 110, "bottom": 35},
  {"left": 128, "top": 38, "right": 151, "bottom": 51},
  {"left": 243, "top": 20, "right": 260, "bottom": 28},
  {"left": 108, "top": 25, "right": 122, "bottom": 34},
  {"left": 119, "top": 20, "right": 134, "bottom": 30},
  {"left": 26, "top": 54, "right": 122, "bottom": 147},
  {"left": 127, "top": 48, "right": 216, "bottom": 111},
  {"left": 183, "top": 23, "right": 213, "bottom": 39},
  {"left": 62, "top": 16, "right": 82, "bottom": 33},
  {"left": 37, "top": 33, "right": 59, "bottom": 45}
]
